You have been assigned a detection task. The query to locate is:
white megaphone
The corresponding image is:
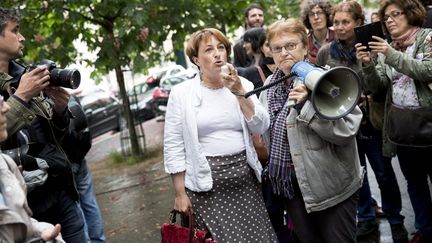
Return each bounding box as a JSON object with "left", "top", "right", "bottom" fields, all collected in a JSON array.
[{"left": 289, "top": 61, "right": 361, "bottom": 120}]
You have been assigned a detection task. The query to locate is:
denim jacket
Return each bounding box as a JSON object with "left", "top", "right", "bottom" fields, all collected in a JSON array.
[{"left": 260, "top": 77, "right": 364, "bottom": 213}]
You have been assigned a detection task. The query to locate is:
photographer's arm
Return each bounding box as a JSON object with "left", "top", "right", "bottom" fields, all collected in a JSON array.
[{"left": 5, "top": 96, "right": 36, "bottom": 135}]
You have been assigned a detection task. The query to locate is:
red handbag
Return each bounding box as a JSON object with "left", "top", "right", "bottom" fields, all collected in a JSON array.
[{"left": 161, "top": 210, "right": 214, "bottom": 243}]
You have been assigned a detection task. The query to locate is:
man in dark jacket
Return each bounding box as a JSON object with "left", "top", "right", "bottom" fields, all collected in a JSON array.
[{"left": 0, "top": 7, "right": 86, "bottom": 242}]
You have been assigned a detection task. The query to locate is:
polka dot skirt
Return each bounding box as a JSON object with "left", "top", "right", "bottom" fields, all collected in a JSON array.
[{"left": 186, "top": 150, "right": 277, "bottom": 243}]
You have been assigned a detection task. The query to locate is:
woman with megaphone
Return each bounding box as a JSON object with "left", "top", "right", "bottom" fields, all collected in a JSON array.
[
  {"left": 356, "top": 0, "right": 432, "bottom": 241},
  {"left": 317, "top": 1, "right": 408, "bottom": 242},
  {"left": 259, "top": 18, "right": 363, "bottom": 243}
]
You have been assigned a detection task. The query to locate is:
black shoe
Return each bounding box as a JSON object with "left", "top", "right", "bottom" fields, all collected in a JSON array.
[
  {"left": 357, "top": 220, "right": 379, "bottom": 238},
  {"left": 390, "top": 223, "right": 408, "bottom": 243}
]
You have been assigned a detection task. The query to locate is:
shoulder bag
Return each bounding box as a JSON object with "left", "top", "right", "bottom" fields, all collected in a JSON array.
[{"left": 386, "top": 102, "right": 432, "bottom": 147}]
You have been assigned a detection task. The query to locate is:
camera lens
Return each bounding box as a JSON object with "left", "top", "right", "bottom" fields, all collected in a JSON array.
[{"left": 50, "top": 68, "right": 81, "bottom": 89}]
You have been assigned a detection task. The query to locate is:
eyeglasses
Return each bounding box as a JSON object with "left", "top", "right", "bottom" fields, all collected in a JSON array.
[
  {"left": 383, "top": 10, "right": 404, "bottom": 22},
  {"left": 271, "top": 42, "right": 300, "bottom": 53},
  {"left": 308, "top": 11, "right": 325, "bottom": 18}
]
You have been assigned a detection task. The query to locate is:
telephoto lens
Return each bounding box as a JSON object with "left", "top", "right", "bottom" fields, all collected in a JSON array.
[{"left": 49, "top": 68, "right": 81, "bottom": 89}]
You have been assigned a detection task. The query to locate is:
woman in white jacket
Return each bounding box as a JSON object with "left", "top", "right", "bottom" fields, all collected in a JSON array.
[{"left": 163, "top": 28, "right": 276, "bottom": 242}]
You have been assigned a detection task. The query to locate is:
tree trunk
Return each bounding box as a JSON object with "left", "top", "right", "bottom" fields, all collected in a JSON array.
[{"left": 115, "top": 65, "right": 141, "bottom": 156}]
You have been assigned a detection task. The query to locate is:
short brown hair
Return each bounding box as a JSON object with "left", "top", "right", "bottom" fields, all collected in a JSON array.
[
  {"left": 300, "top": 0, "right": 333, "bottom": 29},
  {"left": 379, "top": 0, "right": 426, "bottom": 27},
  {"left": 266, "top": 18, "right": 308, "bottom": 49},
  {"left": 0, "top": 8, "right": 20, "bottom": 35},
  {"left": 185, "top": 28, "right": 231, "bottom": 65},
  {"left": 331, "top": 0, "right": 365, "bottom": 26}
]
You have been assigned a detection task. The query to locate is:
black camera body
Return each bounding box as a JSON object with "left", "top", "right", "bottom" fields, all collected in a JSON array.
[{"left": 27, "top": 59, "right": 81, "bottom": 89}]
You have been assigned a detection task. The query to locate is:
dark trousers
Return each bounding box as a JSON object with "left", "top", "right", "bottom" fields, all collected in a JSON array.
[
  {"left": 397, "top": 146, "right": 432, "bottom": 238},
  {"left": 357, "top": 132, "right": 404, "bottom": 224},
  {"left": 32, "top": 190, "right": 87, "bottom": 243},
  {"left": 284, "top": 180, "right": 359, "bottom": 243}
]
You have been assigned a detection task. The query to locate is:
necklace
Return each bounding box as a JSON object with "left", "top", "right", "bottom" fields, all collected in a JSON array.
[{"left": 200, "top": 82, "right": 224, "bottom": 90}]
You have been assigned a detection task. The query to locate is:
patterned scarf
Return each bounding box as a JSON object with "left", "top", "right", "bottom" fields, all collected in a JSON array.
[
  {"left": 330, "top": 39, "right": 357, "bottom": 66},
  {"left": 267, "top": 68, "right": 295, "bottom": 199},
  {"left": 391, "top": 27, "right": 420, "bottom": 52}
]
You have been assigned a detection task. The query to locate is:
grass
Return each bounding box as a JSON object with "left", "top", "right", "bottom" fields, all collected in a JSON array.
[{"left": 109, "top": 147, "right": 163, "bottom": 165}]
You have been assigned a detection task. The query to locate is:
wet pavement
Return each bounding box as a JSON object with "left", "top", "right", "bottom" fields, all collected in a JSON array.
[{"left": 86, "top": 117, "right": 430, "bottom": 242}]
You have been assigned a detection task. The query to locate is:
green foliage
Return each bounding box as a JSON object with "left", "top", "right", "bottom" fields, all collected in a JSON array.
[
  {"left": 109, "top": 151, "right": 124, "bottom": 164},
  {"left": 2, "top": 0, "right": 308, "bottom": 77},
  {"left": 2, "top": 0, "right": 381, "bottom": 77}
]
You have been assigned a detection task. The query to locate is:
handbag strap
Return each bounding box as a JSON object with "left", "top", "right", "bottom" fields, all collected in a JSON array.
[{"left": 170, "top": 210, "right": 195, "bottom": 243}]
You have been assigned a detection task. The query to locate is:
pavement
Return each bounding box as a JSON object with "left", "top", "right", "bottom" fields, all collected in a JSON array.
[{"left": 86, "top": 117, "right": 430, "bottom": 242}]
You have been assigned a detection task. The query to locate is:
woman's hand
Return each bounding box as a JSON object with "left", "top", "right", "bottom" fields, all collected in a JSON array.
[
  {"left": 289, "top": 83, "right": 308, "bottom": 105},
  {"left": 174, "top": 193, "right": 192, "bottom": 214},
  {"left": 221, "top": 63, "right": 245, "bottom": 95},
  {"left": 368, "top": 36, "right": 393, "bottom": 55},
  {"left": 171, "top": 172, "right": 192, "bottom": 213},
  {"left": 41, "top": 224, "right": 62, "bottom": 241},
  {"left": 355, "top": 43, "right": 372, "bottom": 65}
]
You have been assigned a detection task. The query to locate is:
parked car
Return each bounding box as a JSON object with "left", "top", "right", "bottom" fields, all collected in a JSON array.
[
  {"left": 129, "top": 72, "right": 195, "bottom": 122},
  {"left": 150, "top": 76, "right": 190, "bottom": 116},
  {"left": 79, "top": 91, "right": 124, "bottom": 138},
  {"left": 146, "top": 64, "right": 187, "bottom": 85},
  {"left": 128, "top": 82, "right": 157, "bottom": 122}
]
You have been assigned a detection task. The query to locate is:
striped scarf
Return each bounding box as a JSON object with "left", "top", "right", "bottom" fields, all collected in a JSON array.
[{"left": 267, "top": 68, "right": 295, "bottom": 199}]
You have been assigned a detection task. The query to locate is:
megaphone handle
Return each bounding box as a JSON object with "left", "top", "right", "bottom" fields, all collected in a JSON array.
[
  {"left": 286, "top": 79, "right": 302, "bottom": 108},
  {"left": 287, "top": 99, "right": 297, "bottom": 108}
]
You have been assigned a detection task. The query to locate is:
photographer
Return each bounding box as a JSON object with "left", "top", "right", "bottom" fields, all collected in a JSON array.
[{"left": 0, "top": 7, "right": 86, "bottom": 243}]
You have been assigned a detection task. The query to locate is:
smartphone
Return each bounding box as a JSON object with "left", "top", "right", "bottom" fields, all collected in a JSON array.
[{"left": 354, "top": 22, "right": 385, "bottom": 51}]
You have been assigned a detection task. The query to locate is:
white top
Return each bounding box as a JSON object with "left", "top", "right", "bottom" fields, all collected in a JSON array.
[
  {"left": 197, "top": 86, "right": 245, "bottom": 156},
  {"left": 163, "top": 74, "right": 270, "bottom": 192}
]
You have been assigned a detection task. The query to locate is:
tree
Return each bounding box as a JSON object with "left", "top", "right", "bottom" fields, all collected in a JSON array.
[
  {"left": 3, "top": 0, "right": 294, "bottom": 156},
  {"left": 6, "top": 0, "right": 197, "bottom": 156}
]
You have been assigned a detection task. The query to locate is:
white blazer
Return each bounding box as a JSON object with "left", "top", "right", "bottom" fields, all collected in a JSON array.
[{"left": 163, "top": 74, "right": 270, "bottom": 192}]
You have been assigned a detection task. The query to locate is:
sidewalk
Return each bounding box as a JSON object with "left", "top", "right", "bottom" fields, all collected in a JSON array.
[{"left": 87, "top": 118, "right": 425, "bottom": 242}]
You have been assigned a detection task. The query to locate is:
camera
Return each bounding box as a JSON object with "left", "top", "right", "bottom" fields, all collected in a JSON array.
[{"left": 27, "top": 59, "right": 81, "bottom": 89}]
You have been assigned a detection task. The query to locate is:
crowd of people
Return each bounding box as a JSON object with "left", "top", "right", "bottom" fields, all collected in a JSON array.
[
  {"left": 0, "top": 0, "right": 431, "bottom": 242},
  {"left": 164, "top": 1, "right": 432, "bottom": 243},
  {"left": 0, "top": 7, "right": 105, "bottom": 243}
]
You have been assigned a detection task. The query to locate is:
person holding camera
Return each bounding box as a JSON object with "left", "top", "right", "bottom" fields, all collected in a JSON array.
[
  {"left": 356, "top": 0, "right": 432, "bottom": 242},
  {"left": 0, "top": 7, "right": 87, "bottom": 243},
  {"left": 316, "top": 1, "right": 407, "bottom": 242}
]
